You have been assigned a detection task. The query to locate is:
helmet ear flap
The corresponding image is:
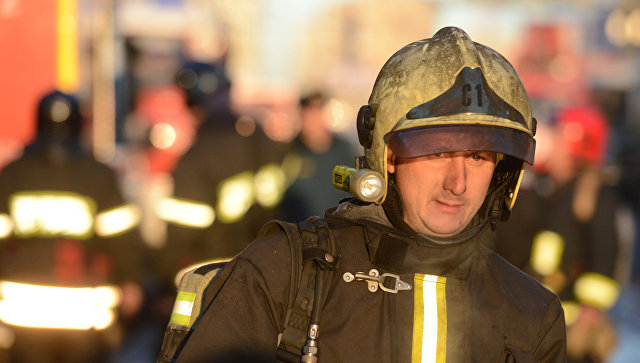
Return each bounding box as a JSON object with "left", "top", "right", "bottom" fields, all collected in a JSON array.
[{"left": 357, "top": 104, "right": 378, "bottom": 148}]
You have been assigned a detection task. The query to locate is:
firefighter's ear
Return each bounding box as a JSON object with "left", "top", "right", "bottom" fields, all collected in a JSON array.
[
  {"left": 387, "top": 148, "right": 396, "bottom": 174},
  {"left": 357, "top": 104, "right": 377, "bottom": 149}
]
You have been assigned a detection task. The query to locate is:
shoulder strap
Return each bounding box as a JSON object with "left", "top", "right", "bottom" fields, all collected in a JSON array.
[
  {"left": 257, "top": 219, "right": 304, "bottom": 326},
  {"left": 157, "top": 260, "right": 234, "bottom": 363},
  {"left": 275, "top": 216, "right": 340, "bottom": 363},
  {"left": 157, "top": 218, "right": 339, "bottom": 363}
]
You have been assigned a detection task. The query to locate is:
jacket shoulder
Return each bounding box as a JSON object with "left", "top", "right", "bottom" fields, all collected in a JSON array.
[
  {"left": 480, "top": 246, "right": 557, "bottom": 300},
  {"left": 236, "top": 221, "right": 294, "bottom": 269}
]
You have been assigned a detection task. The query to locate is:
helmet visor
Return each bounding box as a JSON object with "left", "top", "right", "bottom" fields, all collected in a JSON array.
[{"left": 384, "top": 124, "right": 535, "bottom": 164}]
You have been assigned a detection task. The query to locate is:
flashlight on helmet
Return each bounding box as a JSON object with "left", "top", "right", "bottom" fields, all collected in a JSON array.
[{"left": 332, "top": 165, "right": 384, "bottom": 203}]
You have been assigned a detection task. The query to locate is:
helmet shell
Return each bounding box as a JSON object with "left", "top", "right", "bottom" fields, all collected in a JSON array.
[
  {"left": 36, "top": 90, "right": 82, "bottom": 145},
  {"left": 364, "top": 27, "right": 535, "bottom": 203},
  {"left": 555, "top": 106, "right": 609, "bottom": 168},
  {"left": 176, "top": 61, "right": 230, "bottom": 108}
]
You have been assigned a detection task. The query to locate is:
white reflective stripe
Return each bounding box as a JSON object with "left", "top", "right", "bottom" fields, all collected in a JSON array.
[
  {"left": 0, "top": 281, "right": 121, "bottom": 330},
  {"left": 422, "top": 275, "right": 438, "bottom": 362},
  {"left": 217, "top": 171, "right": 255, "bottom": 223},
  {"left": 413, "top": 274, "right": 446, "bottom": 363},
  {"left": 155, "top": 197, "right": 215, "bottom": 228},
  {"left": 9, "top": 191, "right": 96, "bottom": 239},
  {"left": 95, "top": 203, "right": 141, "bottom": 237},
  {"left": 0, "top": 214, "right": 12, "bottom": 239},
  {"left": 530, "top": 230, "right": 565, "bottom": 276},
  {"left": 254, "top": 163, "right": 286, "bottom": 208},
  {"left": 574, "top": 272, "right": 620, "bottom": 310},
  {"left": 172, "top": 299, "right": 194, "bottom": 317}
]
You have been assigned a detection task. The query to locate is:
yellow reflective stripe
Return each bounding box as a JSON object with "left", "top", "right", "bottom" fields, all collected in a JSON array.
[
  {"left": 94, "top": 203, "right": 141, "bottom": 237},
  {"left": 436, "top": 276, "right": 447, "bottom": 363},
  {"left": 280, "top": 153, "right": 304, "bottom": 186},
  {"left": 170, "top": 291, "right": 196, "bottom": 327},
  {"left": 574, "top": 272, "right": 620, "bottom": 310},
  {"left": 0, "top": 214, "right": 12, "bottom": 239},
  {"left": 561, "top": 300, "right": 581, "bottom": 326},
  {"left": 155, "top": 197, "right": 215, "bottom": 228},
  {"left": 412, "top": 274, "right": 425, "bottom": 363},
  {"left": 413, "top": 274, "right": 447, "bottom": 363},
  {"left": 9, "top": 191, "right": 96, "bottom": 239},
  {"left": 254, "top": 163, "right": 287, "bottom": 208},
  {"left": 530, "top": 230, "right": 565, "bottom": 276},
  {"left": 216, "top": 171, "right": 255, "bottom": 223}
]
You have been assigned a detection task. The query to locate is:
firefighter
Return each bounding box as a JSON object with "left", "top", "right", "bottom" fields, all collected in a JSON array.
[
  {"left": 494, "top": 105, "right": 621, "bottom": 362},
  {"left": 155, "top": 61, "right": 289, "bottom": 288},
  {"left": 170, "top": 27, "right": 567, "bottom": 362},
  {"left": 0, "top": 90, "right": 145, "bottom": 362}
]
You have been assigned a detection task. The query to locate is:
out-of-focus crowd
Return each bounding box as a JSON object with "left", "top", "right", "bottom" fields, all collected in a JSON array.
[{"left": 0, "top": 55, "right": 359, "bottom": 363}]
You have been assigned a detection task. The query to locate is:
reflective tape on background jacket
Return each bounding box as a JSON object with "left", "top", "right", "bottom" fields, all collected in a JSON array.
[
  {"left": 0, "top": 280, "right": 121, "bottom": 330},
  {"left": 573, "top": 272, "right": 619, "bottom": 310},
  {"left": 3, "top": 190, "right": 140, "bottom": 240}
]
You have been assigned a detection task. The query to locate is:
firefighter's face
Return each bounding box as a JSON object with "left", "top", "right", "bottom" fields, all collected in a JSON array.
[{"left": 387, "top": 149, "right": 496, "bottom": 237}]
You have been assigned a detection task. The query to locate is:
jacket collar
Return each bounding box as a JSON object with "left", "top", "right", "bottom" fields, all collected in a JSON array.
[{"left": 327, "top": 200, "right": 491, "bottom": 277}]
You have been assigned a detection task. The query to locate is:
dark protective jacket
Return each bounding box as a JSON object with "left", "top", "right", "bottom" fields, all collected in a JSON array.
[
  {"left": 176, "top": 200, "right": 567, "bottom": 362},
  {"left": 494, "top": 172, "right": 621, "bottom": 310},
  {"left": 0, "top": 150, "right": 143, "bottom": 285},
  {"left": 157, "top": 108, "right": 289, "bottom": 287}
]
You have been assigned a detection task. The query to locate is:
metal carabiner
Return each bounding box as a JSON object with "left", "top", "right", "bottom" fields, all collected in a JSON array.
[{"left": 343, "top": 269, "right": 412, "bottom": 294}]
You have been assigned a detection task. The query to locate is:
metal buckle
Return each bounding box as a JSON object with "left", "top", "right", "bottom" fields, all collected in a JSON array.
[{"left": 342, "top": 269, "right": 412, "bottom": 294}]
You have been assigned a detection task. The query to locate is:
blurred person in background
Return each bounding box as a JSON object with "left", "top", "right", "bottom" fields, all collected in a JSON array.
[
  {"left": 0, "top": 90, "right": 146, "bottom": 363},
  {"left": 601, "top": 89, "right": 640, "bottom": 363},
  {"left": 280, "top": 91, "right": 357, "bottom": 221},
  {"left": 154, "top": 60, "right": 290, "bottom": 293},
  {"left": 494, "top": 104, "right": 622, "bottom": 363}
]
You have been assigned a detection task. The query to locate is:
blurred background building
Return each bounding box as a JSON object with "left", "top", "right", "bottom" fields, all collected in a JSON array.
[{"left": 2, "top": 0, "right": 640, "bottom": 362}]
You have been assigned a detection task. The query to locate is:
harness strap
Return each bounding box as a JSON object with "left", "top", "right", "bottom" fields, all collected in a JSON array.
[{"left": 276, "top": 217, "right": 339, "bottom": 362}]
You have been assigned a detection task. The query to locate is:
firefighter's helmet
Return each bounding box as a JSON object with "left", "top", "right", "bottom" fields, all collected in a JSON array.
[
  {"left": 353, "top": 26, "right": 536, "bottom": 219},
  {"left": 555, "top": 106, "right": 609, "bottom": 168},
  {"left": 36, "top": 90, "right": 82, "bottom": 145},
  {"left": 176, "top": 61, "right": 230, "bottom": 108}
]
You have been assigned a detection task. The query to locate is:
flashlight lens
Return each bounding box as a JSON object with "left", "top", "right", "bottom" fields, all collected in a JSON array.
[{"left": 359, "top": 174, "right": 382, "bottom": 199}]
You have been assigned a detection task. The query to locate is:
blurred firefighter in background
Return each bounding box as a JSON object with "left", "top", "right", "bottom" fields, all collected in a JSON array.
[
  {"left": 154, "top": 61, "right": 289, "bottom": 290},
  {"left": 0, "top": 90, "right": 146, "bottom": 363},
  {"left": 279, "top": 91, "right": 357, "bottom": 222},
  {"left": 494, "top": 104, "right": 622, "bottom": 363}
]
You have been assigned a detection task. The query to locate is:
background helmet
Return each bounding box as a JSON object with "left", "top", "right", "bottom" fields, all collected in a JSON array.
[
  {"left": 356, "top": 26, "right": 536, "bottom": 219},
  {"left": 36, "top": 90, "right": 82, "bottom": 146},
  {"left": 555, "top": 105, "right": 609, "bottom": 168},
  {"left": 176, "top": 61, "right": 230, "bottom": 108}
]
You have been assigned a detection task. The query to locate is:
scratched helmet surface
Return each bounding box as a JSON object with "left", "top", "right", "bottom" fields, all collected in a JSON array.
[{"left": 359, "top": 26, "right": 536, "bottom": 210}]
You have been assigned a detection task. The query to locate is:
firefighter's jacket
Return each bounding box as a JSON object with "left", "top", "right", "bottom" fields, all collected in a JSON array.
[{"left": 176, "top": 200, "right": 567, "bottom": 362}]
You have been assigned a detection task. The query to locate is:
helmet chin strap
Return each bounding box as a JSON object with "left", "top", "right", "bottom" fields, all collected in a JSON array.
[{"left": 382, "top": 176, "right": 492, "bottom": 245}]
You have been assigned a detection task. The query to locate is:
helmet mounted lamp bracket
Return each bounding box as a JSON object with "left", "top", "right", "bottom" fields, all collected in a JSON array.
[{"left": 357, "top": 104, "right": 378, "bottom": 149}]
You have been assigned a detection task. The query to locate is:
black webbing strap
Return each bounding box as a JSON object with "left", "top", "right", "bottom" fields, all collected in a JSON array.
[{"left": 276, "top": 217, "right": 339, "bottom": 362}]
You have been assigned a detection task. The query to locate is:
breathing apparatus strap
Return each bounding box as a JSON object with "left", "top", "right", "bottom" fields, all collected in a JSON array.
[
  {"left": 156, "top": 217, "right": 338, "bottom": 363},
  {"left": 276, "top": 217, "right": 339, "bottom": 363}
]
